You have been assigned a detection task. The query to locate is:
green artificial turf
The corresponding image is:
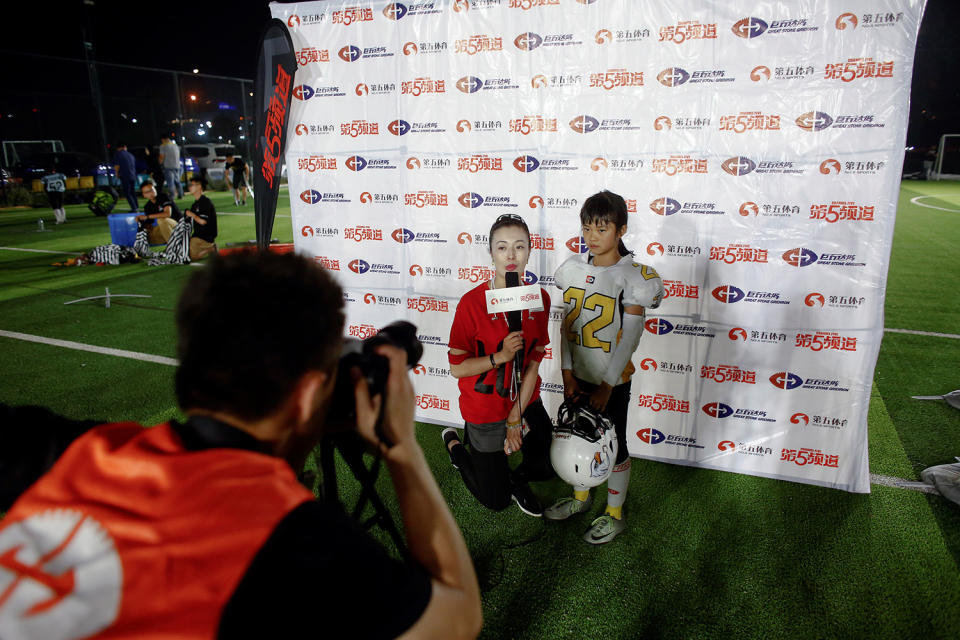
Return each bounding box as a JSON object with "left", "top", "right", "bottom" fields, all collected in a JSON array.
[{"left": 1, "top": 183, "right": 959, "bottom": 639}]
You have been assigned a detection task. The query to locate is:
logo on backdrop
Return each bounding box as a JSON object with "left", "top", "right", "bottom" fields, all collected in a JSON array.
[
  {"left": 637, "top": 428, "right": 665, "bottom": 444},
  {"left": 782, "top": 248, "right": 819, "bottom": 268},
  {"left": 388, "top": 119, "right": 411, "bottom": 135},
  {"left": 820, "top": 159, "right": 842, "bottom": 174},
  {"left": 657, "top": 67, "right": 690, "bottom": 87},
  {"left": 348, "top": 259, "right": 370, "bottom": 274},
  {"left": 300, "top": 190, "right": 323, "bottom": 204},
  {"left": 721, "top": 157, "right": 756, "bottom": 176},
  {"left": 391, "top": 228, "right": 415, "bottom": 243},
  {"left": 826, "top": 58, "right": 894, "bottom": 82},
  {"left": 569, "top": 115, "right": 600, "bottom": 133},
  {"left": 769, "top": 372, "right": 804, "bottom": 390},
  {"left": 383, "top": 3, "right": 408, "bottom": 20},
  {"left": 565, "top": 236, "right": 588, "bottom": 253},
  {"left": 805, "top": 293, "right": 826, "bottom": 307},
  {"left": 513, "top": 155, "right": 540, "bottom": 172},
  {"left": 728, "top": 328, "right": 748, "bottom": 341},
  {"left": 731, "top": 17, "right": 768, "bottom": 38},
  {"left": 649, "top": 197, "right": 681, "bottom": 216},
  {"left": 659, "top": 21, "right": 717, "bottom": 43},
  {"left": 835, "top": 13, "right": 858, "bottom": 29},
  {"left": 514, "top": 32, "right": 544, "bottom": 50},
  {"left": 739, "top": 202, "right": 759, "bottom": 216},
  {"left": 292, "top": 85, "right": 315, "bottom": 100},
  {"left": 701, "top": 402, "right": 734, "bottom": 419},
  {"left": 750, "top": 65, "right": 771, "bottom": 81},
  {"left": 795, "top": 111, "right": 834, "bottom": 131}
]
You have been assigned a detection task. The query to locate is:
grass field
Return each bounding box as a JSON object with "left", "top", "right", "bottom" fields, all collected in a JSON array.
[{"left": 1, "top": 183, "right": 958, "bottom": 639}]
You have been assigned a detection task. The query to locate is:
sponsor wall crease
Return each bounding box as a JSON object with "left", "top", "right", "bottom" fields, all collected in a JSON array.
[{"left": 273, "top": 0, "right": 926, "bottom": 493}]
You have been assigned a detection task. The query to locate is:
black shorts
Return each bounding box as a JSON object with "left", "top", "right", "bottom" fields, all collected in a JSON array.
[
  {"left": 47, "top": 191, "right": 64, "bottom": 209},
  {"left": 232, "top": 174, "right": 246, "bottom": 189}
]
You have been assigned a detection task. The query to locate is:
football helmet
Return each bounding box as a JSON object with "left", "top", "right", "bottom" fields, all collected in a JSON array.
[{"left": 550, "top": 399, "right": 618, "bottom": 488}]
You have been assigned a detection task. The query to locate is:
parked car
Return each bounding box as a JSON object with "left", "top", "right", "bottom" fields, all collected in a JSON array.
[
  {"left": 10, "top": 151, "right": 115, "bottom": 187},
  {"left": 184, "top": 143, "right": 237, "bottom": 181}
]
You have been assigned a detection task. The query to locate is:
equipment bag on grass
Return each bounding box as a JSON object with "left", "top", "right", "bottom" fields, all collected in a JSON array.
[{"left": 88, "top": 185, "right": 119, "bottom": 216}]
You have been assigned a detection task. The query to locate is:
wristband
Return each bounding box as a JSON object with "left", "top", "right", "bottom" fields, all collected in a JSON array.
[
  {"left": 489, "top": 353, "right": 497, "bottom": 368},
  {"left": 506, "top": 420, "right": 522, "bottom": 430}
]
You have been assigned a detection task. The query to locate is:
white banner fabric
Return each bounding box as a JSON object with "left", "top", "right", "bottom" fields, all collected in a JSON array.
[{"left": 272, "top": 0, "right": 925, "bottom": 493}]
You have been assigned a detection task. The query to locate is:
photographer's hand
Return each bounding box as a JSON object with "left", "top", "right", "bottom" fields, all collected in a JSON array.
[
  {"left": 352, "top": 345, "right": 415, "bottom": 453},
  {"left": 354, "top": 346, "right": 482, "bottom": 639}
]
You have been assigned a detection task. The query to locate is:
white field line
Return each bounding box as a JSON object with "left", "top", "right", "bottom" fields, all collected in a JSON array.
[
  {"left": 910, "top": 195, "right": 960, "bottom": 213},
  {"left": 216, "top": 212, "right": 291, "bottom": 217},
  {"left": 0, "top": 246, "right": 82, "bottom": 255},
  {"left": 884, "top": 328, "right": 960, "bottom": 340},
  {"left": 0, "top": 330, "right": 178, "bottom": 366},
  {"left": 869, "top": 473, "right": 940, "bottom": 495}
]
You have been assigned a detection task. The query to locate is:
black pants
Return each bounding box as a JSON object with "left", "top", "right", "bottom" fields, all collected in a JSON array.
[
  {"left": 120, "top": 177, "right": 138, "bottom": 212},
  {"left": 449, "top": 398, "right": 555, "bottom": 511}
]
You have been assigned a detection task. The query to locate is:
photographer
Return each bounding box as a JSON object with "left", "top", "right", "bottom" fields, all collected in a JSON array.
[{"left": 0, "top": 252, "right": 481, "bottom": 639}]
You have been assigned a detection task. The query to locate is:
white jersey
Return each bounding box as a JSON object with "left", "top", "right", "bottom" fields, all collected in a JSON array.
[{"left": 554, "top": 253, "right": 664, "bottom": 385}]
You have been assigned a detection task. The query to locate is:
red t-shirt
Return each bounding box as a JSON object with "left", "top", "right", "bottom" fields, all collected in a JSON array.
[{"left": 448, "top": 281, "right": 551, "bottom": 423}]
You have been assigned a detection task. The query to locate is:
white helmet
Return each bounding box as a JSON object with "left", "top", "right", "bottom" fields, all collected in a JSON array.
[{"left": 550, "top": 400, "right": 618, "bottom": 488}]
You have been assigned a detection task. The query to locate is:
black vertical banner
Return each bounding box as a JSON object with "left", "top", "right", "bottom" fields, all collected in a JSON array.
[{"left": 253, "top": 19, "right": 297, "bottom": 249}]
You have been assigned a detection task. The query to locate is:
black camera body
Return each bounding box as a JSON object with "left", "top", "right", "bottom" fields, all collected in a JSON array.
[{"left": 329, "top": 321, "right": 423, "bottom": 446}]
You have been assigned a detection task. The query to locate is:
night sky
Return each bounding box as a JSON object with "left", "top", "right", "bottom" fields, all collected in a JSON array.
[{"left": 2, "top": 0, "right": 958, "bottom": 150}]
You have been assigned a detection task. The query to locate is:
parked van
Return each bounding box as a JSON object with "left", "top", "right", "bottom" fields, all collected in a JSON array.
[{"left": 183, "top": 143, "right": 238, "bottom": 181}]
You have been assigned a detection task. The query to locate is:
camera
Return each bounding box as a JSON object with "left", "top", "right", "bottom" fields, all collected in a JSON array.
[{"left": 329, "top": 321, "right": 423, "bottom": 444}]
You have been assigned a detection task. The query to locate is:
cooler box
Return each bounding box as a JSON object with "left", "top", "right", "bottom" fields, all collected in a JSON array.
[{"left": 108, "top": 213, "right": 138, "bottom": 247}]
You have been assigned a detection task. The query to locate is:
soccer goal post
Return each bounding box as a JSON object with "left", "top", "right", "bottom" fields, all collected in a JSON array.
[{"left": 933, "top": 134, "right": 960, "bottom": 180}]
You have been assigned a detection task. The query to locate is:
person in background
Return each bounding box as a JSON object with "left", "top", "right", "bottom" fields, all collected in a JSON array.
[
  {"left": 185, "top": 175, "right": 217, "bottom": 260},
  {"left": 158, "top": 135, "right": 183, "bottom": 199},
  {"left": 144, "top": 145, "right": 164, "bottom": 193},
  {"left": 40, "top": 166, "right": 67, "bottom": 224},
  {"left": 137, "top": 181, "right": 180, "bottom": 244},
  {"left": 225, "top": 153, "right": 250, "bottom": 206},
  {"left": 112, "top": 142, "right": 138, "bottom": 213}
]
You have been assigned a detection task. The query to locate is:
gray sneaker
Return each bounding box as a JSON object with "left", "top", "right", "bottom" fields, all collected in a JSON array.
[
  {"left": 583, "top": 514, "right": 626, "bottom": 545},
  {"left": 543, "top": 495, "right": 592, "bottom": 521}
]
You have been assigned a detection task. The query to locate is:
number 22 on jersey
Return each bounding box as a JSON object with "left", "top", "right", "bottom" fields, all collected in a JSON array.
[{"left": 562, "top": 287, "right": 616, "bottom": 352}]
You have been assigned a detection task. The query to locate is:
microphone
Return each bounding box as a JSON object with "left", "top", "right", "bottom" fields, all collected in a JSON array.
[{"left": 504, "top": 271, "right": 523, "bottom": 390}]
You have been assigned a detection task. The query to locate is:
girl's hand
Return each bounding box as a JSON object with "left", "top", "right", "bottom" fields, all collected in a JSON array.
[
  {"left": 589, "top": 382, "right": 613, "bottom": 412},
  {"left": 496, "top": 331, "right": 524, "bottom": 364},
  {"left": 562, "top": 369, "right": 580, "bottom": 399}
]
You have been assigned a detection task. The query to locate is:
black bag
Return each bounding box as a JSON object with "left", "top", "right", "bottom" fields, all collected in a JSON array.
[{"left": 88, "top": 185, "right": 119, "bottom": 216}]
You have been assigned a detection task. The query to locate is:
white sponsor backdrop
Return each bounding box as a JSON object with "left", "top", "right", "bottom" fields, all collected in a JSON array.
[{"left": 272, "top": 0, "right": 925, "bottom": 493}]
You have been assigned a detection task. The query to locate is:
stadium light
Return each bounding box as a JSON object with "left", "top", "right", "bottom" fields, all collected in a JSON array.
[
  {"left": 189, "top": 94, "right": 197, "bottom": 102},
  {"left": 193, "top": 68, "right": 199, "bottom": 74}
]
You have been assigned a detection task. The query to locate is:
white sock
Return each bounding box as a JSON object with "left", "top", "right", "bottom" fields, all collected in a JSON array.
[{"left": 606, "top": 459, "right": 631, "bottom": 510}]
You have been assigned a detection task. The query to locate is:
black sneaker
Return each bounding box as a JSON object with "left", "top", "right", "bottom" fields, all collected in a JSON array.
[
  {"left": 441, "top": 428, "right": 461, "bottom": 469},
  {"left": 511, "top": 482, "right": 543, "bottom": 517}
]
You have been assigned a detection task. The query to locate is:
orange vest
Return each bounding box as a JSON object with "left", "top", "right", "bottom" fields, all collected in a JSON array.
[{"left": 0, "top": 422, "right": 313, "bottom": 639}]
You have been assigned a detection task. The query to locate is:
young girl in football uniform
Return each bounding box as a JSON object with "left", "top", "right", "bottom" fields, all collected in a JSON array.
[
  {"left": 444, "top": 214, "right": 555, "bottom": 516},
  {"left": 547, "top": 191, "right": 664, "bottom": 543}
]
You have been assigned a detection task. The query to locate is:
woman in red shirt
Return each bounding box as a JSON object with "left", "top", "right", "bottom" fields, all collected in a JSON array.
[{"left": 444, "top": 214, "right": 555, "bottom": 516}]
